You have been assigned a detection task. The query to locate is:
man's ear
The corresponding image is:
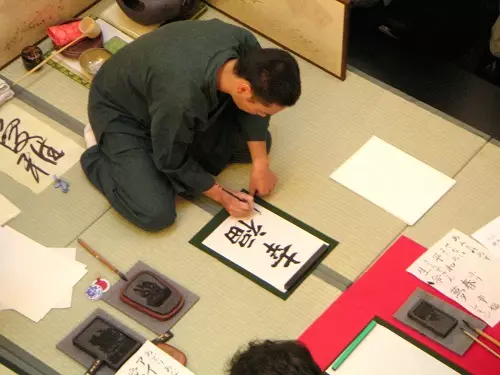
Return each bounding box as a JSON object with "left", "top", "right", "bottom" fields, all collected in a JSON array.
[{"left": 236, "top": 81, "right": 252, "bottom": 97}]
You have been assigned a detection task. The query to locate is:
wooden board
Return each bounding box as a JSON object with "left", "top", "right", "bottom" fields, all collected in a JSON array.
[{"left": 204, "top": 0, "right": 350, "bottom": 79}]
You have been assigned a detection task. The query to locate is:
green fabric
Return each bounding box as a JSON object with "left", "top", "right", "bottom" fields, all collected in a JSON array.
[{"left": 89, "top": 19, "right": 270, "bottom": 196}]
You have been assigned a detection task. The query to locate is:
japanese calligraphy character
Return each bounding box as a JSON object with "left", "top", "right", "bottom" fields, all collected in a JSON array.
[
  {"left": 490, "top": 303, "right": 499, "bottom": 311},
  {"left": 478, "top": 295, "right": 488, "bottom": 304},
  {"left": 432, "top": 253, "right": 444, "bottom": 262},
  {"left": 224, "top": 219, "right": 267, "bottom": 248},
  {"left": 450, "top": 286, "right": 467, "bottom": 301},
  {"left": 30, "top": 138, "right": 65, "bottom": 165},
  {"left": 461, "top": 279, "right": 477, "bottom": 290},
  {"left": 263, "top": 243, "right": 301, "bottom": 268}
]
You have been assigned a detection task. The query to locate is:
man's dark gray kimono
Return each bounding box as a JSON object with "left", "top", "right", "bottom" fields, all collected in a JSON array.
[{"left": 81, "top": 19, "right": 271, "bottom": 231}]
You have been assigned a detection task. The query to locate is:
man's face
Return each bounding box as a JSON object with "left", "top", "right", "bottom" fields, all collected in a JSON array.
[{"left": 232, "top": 82, "right": 284, "bottom": 117}]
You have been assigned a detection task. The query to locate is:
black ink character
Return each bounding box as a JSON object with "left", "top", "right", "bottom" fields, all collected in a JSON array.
[
  {"left": 461, "top": 279, "right": 477, "bottom": 290},
  {"left": 263, "top": 243, "right": 301, "bottom": 268},
  {"left": 0, "top": 118, "right": 43, "bottom": 153},
  {"left": 0, "top": 117, "right": 57, "bottom": 183},
  {"left": 30, "top": 138, "right": 65, "bottom": 165},
  {"left": 450, "top": 286, "right": 467, "bottom": 301},
  {"left": 17, "top": 153, "right": 49, "bottom": 183},
  {"left": 224, "top": 219, "right": 267, "bottom": 248},
  {"left": 490, "top": 303, "right": 500, "bottom": 311},
  {"left": 133, "top": 281, "right": 170, "bottom": 307},
  {"left": 478, "top": 295, "right": 488, "bottom": 304}
]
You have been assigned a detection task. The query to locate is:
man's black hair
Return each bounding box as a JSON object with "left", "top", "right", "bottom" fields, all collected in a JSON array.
[
  {"left": 227, "top": 340, "right": 322, "bottom": 375},
  {"left": 234, "top": 48, "right": 301, "bottom": 107}
]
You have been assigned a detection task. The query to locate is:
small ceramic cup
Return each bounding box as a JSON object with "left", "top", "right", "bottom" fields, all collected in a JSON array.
[{"left": 21, "top": 45, "right": 44, "bottom": 71}]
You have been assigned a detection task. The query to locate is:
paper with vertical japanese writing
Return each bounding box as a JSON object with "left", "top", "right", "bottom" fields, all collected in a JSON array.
[
  {"left": 472, "top": 216, "right": 500, "bottom": 259},
  {"left": 0, "top": 101, "right": 84, "bottom": 194},
  {"left": 0, "top": 193, "right": 20, "bottom": 225},
  {"left": 407, "top": 229, "right": 500, "bottom": 326},
  {"left": 202, "top": 203, "right": 327, "bottom": 293},
  {"left": 116, "top": 340, "right": 195, "bottom": 375}
]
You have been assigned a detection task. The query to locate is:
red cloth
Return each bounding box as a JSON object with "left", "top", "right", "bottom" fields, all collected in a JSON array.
[
  {"left": 298, "top": 236, "right": 500, "bottom": 374},
  {"left": 47, "top": 20, "right": 82, "bottom": 48}
]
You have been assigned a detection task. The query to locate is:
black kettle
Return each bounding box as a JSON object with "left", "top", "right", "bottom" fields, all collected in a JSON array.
[{"left": 117, "top": 0, "right": 195, "bottom": 26}]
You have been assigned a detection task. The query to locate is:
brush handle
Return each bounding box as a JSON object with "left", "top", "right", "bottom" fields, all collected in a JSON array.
[
  {"left": 476, "top": 329, "right": 500, "bottom": 348},
  {"left": 13, "top": 35, "right": 85, "bottom": 86},
  {"left": 462, "top": 330, "right": 500, "bottom": 359},
  {"left": 84, "top": 359, "right": 103, "bottom": 375}
]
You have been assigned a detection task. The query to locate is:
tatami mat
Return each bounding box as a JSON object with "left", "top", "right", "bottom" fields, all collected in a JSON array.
[
  {"left": 0, "top": 200, "right": 340, "bottom": 375},
  {"left": 205, "top": 10, "right": 487, "bottom": 281},
  {"left": 404, "top": 142, "right": 500, "bottom": 247}
]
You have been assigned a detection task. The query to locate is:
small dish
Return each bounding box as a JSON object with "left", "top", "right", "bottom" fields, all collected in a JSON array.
[{"left": 79, "top": 48, "right": 112, "bottom": 76}]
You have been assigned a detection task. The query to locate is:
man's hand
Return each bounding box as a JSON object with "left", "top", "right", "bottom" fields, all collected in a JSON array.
[
  {"left": 250, "top": 163, "right": 277, "bottom": 196},
  {"left": 204, "top": 184, "right": 254, "bottom": 217},
  {"left": 220, "top": 189, "right": 254, "bottom": 217}
]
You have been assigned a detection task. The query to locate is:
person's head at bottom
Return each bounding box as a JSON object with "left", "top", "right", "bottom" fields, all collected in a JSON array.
[{"left": 227, "top": 340, "right": 322, "bottom": 375}]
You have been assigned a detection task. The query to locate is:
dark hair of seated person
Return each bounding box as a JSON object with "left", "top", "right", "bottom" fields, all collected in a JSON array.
[
  {"left": 227, "top": 340, "right": 322, "bottom": 375},
  {"left": 234, "top": 48, "right": 301, "bottom": 107}
]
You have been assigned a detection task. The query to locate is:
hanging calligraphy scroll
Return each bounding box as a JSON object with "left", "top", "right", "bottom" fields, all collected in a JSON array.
[{"left": 204, "top": 0, "right": 351, "bottom": 80}]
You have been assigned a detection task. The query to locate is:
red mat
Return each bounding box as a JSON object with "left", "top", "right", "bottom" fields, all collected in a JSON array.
[{"left": 299, "top": 236, "right": 500, "bottom": 374}]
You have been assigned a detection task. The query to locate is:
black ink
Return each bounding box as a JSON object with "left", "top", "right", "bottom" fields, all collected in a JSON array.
[
  {"left": 17, "top": 153, "right": 49, "bottom": 183},
  {"left": 0, "top": 117, "right": 63, "bottom": 184},
  {"left": 30, "top": 138, "right": 65, "bottom": 165},
  {"left": 461, "top": 279, "right": 477, "bottom": 290},
  {"left": 224, "top": 219, "right": 267, "bottom": 248},
  {"left": 133, "top": 281, "right": 171, "bottom": 307},
  {"left": 263, "top": 243, "right": 301, "bottom": 268}
]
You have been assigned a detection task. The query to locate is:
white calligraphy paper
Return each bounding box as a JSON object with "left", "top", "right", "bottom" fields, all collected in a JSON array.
[
  {"left": 202, "top": 203, "right": 327, "bottom": 293},
  {"left": 407, "top": 229, "right": 500, "bottom": 326},
  {"left": 0, "top": 101, "right": 84, "bottom": 194},
  {"left": 116, "top": 341, "right": 195, "bottom": 375},
  {"left": 0, "top": 247, "right": 81, "bottom": 311},
  {"left": 0, "top": 227, "right": 87, "bottom": 322},
  {"left": 472, "top": 216, "right": 500, "bottom": 259},
  {"left": 330, "top": 136, "right": 456, "bottom": 225},
  {"left": 0, "top": 193, "right": 20, "bottom": 225}
]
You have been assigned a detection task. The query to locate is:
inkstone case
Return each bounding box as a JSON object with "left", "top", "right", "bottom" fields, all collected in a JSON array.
[
  {"left": 120, "top": 271, "right": 185, "bottom": 321},
  {"left": 407, "top": 299, "right": 458, "bottom": 338}
]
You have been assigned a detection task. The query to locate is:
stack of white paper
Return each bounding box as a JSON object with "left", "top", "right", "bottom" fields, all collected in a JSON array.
[
  {"left": 0, "top": 194, "right": 20, "bottom": 225},
  {"left": 0, "top": 226, "right": 87, "bottom": 322}
]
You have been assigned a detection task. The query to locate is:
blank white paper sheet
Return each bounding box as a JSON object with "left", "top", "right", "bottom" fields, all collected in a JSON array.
[
  {"left": 330, "top": 136, "right": 456, "bottom": 225},
  {"left": 326, "top": 323, "right": 460, "bottom": 375}
]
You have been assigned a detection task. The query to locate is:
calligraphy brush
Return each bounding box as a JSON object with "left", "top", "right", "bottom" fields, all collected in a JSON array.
[
  {"left": 220, "top": 187, "right": 261, "bottom": 214},
  {"left": 462, "top": 320, "right": 500, "bottom": 347},
  {"left": 460, "top": 328, "right": 500, "bottom": 359},
  {"left": 78, "top": 238, "right": 129, "bottom": 282}
]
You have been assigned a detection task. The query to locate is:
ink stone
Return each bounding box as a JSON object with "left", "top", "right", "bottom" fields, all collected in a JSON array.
[
  {"left": 72, "top": 317, "right": 141, "bottom": 370},
  {"left": 120, "top": 271, "right": 184, "bottom": 320}
]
